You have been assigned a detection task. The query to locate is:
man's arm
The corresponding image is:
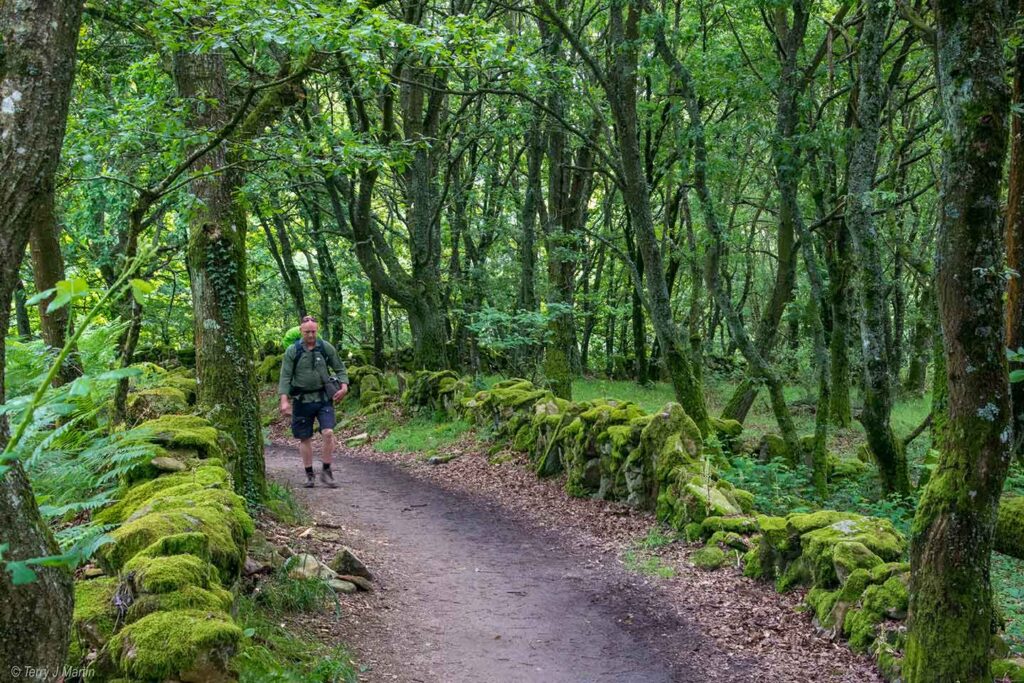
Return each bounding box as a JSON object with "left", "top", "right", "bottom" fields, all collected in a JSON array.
[{"left": 278, "top": 346, "right": 294, "bottom": 414}]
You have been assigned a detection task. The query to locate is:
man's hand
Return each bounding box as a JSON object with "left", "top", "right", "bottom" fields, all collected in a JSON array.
[
  {"left": 332, "top": 383, "right": 349, "bottom": 403},
  {"left": 280, "top": 396, "right": 292, "bottom": 416}
]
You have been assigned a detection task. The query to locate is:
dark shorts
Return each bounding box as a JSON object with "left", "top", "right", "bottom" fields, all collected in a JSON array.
[{"left": 291, "top": 400, "right": 335, "bottom": 440}]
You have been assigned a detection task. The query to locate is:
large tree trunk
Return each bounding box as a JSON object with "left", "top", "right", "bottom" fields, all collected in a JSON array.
[
  {"left": 0, "top": 0, "right": 83, "bottom": 673},
  {"left": 905, "top": 2, "right": 1011, "bottom": 680},
  {"left": 1007, "top": 0, "right": 1024, "bottom": 458},
  {"left": 844, "top": 0, "right": 909, "bottom": 496},
  {"left": 173, "top": 48, "right": 266, "bottom": 504},
  {"left": 14, "top": 281, "right": 32, "bottom": 339},
  {"left": 827, "top": 221, "right": 854, "bottom": 427}
]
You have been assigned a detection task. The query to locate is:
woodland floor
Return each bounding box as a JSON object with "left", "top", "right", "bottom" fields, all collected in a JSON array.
[{"left": 263, "top": 412, "right": 882, "bottom": 683}]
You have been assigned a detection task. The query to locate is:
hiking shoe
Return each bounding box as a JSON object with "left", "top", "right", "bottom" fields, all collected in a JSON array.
[
  {"left": 304, "top": 472, "right": 316, "bottom": 488},
  {"left": 320, "top": 468, "right": 338, "bottom": 489}
]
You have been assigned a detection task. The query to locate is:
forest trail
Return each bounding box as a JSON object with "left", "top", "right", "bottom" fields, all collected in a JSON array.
[{"left": 264, "top": 442, "right": 752, "bottom": 682}]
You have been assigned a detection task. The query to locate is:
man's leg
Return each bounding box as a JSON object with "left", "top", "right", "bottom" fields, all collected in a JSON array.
[
  {"left": 321, "top": 429, "right": 334, "bottom": 466},
  {"left": 299, "top": 437, "right": 314, "bottom": 468},
  {"left": 318, "top": 402, "right": 338, "bottom": 488},
  {"left": 292, "top": 401, "right": 317, "bottom": 487}
]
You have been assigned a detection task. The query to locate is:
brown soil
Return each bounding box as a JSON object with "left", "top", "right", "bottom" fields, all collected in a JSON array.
[{"left": 264, "top": 426, "right": 881, "bottom": 683}]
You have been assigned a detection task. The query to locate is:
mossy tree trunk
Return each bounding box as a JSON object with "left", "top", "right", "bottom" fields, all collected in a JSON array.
[
  {"left": 905, "top": 2, "right": 1011, "bottom": 680},
  {"left": 601, "top": 0, "right": 711, "bottom": 434},
  {"left": 0, "top": 0, "right": 83, "bottom": 671},
  {"left": 1006, "top": 0, "right": 1024, "bottom": 459},
  {"left": 255, "top": 203, "right": 307, "bottom": 320},
  {"left": 904, "top": 282, "right": 934, "bottom": 396},
  {"left": 826, "top": 221, "right": 854, "bottom": 427},
  {"left": 843, "top": 0, "right": 909, "bottom": 496},
  {"left": 173, "top": 48, "right": 267, "bottom": 504}
]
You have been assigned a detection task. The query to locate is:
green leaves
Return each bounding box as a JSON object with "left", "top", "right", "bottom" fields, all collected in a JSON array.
[
  {"left": 27, "top": 277, "right": 92, "bottom": 313},
  {"left": 130, "top": 278, "right": 157, "bottom": 304}
]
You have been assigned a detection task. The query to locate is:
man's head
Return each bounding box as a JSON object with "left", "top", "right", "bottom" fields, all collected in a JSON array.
[{"left": 300, "top": 315, "right": 318, "bottom": 346}]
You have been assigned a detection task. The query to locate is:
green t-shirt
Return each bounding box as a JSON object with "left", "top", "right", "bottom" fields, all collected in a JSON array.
[{"left": 278, "top": 339, "right": 349, "bottom": 400}]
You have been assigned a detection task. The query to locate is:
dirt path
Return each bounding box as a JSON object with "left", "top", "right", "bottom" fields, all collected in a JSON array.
[{"left": 265, "top": 444, "right": 754, "bottom": 682}]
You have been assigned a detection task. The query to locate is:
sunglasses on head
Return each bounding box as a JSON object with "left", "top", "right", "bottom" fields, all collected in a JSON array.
[{"left": 301, "top": 316, "right": 317, "bottom": 323}]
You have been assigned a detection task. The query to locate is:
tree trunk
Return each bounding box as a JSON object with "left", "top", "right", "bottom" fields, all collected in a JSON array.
[
  {"left": 905, "top": 2, "right": 1011, "bottom": 679},
  {"left": 173, "top": 48, "right": 266, "bottom": 504},
  {"left": 14, "top": 281, "right": 32, "bottom": 339},
  {"left": 844, "top": 0, "right": 909, "bottom": 496},
  {"left": 518, "top": 116, "right": 542, "bottom": 312},
  {"left": 1007, "top": 0, "right": 1024, "bottom": 458},
  {"left": 827, "top": 221, "right": 854, "bottom": 427},
  {"left": 606, "top": 0, "right": 711, "bottom": 434},
  {"left": 256, "top": 206, "right": 307, "bottom": 320},
  {"left": 371, "top": 286, "right": 384, "bottom": 368},
  {"left": 904, "top": 284, "right": 934, "bottom": 395},
  {"left": 306, "top": 205, "right": 344, "bottom": 348},
  {"left": 0, "top": 0, "right": 83, "bottom": 672},
  {"left": 28, "top": 198, "right": 81, "bottom": 384}
]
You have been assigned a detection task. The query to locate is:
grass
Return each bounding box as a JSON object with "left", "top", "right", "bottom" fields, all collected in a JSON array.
[
  {"left": 263, "top": 481, "right": 308, "bottom": 526},
  {"left": 373, "top": 416, "right": 472, "bottom": 456},
  {"left": 621, "top": 526, "right": 679, "bottom": 578},
  {"left": 994, "top": 552, "right": 1024, "bottom": 656},
  {"left": 233, "top": 594, "right": 360, "bottom": 682}
]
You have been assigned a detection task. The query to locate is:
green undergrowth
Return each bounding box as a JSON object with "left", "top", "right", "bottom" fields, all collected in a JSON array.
[
  {"left": 253, "top": 570, "right": 338, "bottom": 615},
  {"left": 263, "top": 481, "right": 307, "bottom": 526},
  {"left": 373, "top": 416, "right": 472, "bottom": 455},
  {"left": 994, "top": 553, "right": 1024, "bottom": 656},
  {"left": 621, "top": 526, "right": 679, "bottom": 578},
  {"left": 233, "top": 595, "right": 359, "bottom": 683}
]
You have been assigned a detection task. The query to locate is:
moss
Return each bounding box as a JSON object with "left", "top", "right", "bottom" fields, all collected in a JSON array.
[
  {"left": 255, "top": 353, "right": 283, "bottom": 383},
  {"left": 742, "top": 547, "right": 764, "bottom": 579},
  {"left": 708, "top": 530, "right": 748, "bottom": 551},
  {"left": 127, "top": 387, "right": 189, "bottom": 422},
  {"left": 701, "top": 515, "right": 758, "bottom": 536},
  {"left": 691, "top": 545, "right": 726, "bottom": 570},
  {"left": 135, "top": 415, "right": 226, "bottom": 460},
  {"left": 761, "top": 433, "right": 789, "bottom": 461},
  {"left": 162, "top": 374, "right": 198, "bottom": 405},
  {"left": 94, "top": 465, "right": 230, "bottom": 524},
  {"left": 870, "top": 561, "right": 910, "bottom": 583},
  {"left": 107, "top": 609, "right": 242, "bottom": 680},
  {"left": 513, "top": 423, "right": 538, "bottom": 452},
  {"left": 99, "top": 505, "right": 251, "bottom": 582},
  {"left": 806, "top": 587, "right": 838, "bottom": 625},
  {"left": 996, "top": 495, "right": 1024, "bottom": 560},
  {"left": 679, "top": 478, "right": 743, "bottom": 520},
  {"left": 731, "top": 488, "right": 756, "bottom": 514},
  {"left": 73, "top": 577, "right": 119, "bottom": 654},
  {"left": 136, "top": 531, "right": 210, "bottom": 562},
  {"left": 799, "top": 515, "right": 905, "bottom": 588},
  {"left": 710, "top": 416, "right": 742, "bottom": 439},
  {"left": 831, "top": 541, "right": 883, "bottom": 585},
  {"left": 126, "top": 585, "right": 233, "bottom": 624},
  {"left": 123, "top": 553, "right": 216, "bottom": 593},
  {"left": 683, "top": 522, "right": 704, "bottom": 542},
  {"left": 843, "top": 576, "right": 909, "bottom": 651}
]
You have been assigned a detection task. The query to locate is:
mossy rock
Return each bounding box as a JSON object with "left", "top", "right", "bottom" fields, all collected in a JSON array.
[
  {"left": 708, "top": 419, "right": 741, "bottom": 440},
  {"left": 708, "top": 530, "right": 749, "bottom": 552},
  {"left": 126, "top": 585, "right": 233, "bottom": 624},
  {"left": 683, "top": 523, "right": 704, "bottom": 542},
  {"left": 127, "top": 386, "right": 189, "bottom": 423},
  {"left": 828, "top": 455, "right": 870, "bottom": 481},
  {"left": 996, "top": 495, "right": 1024, "bottom": 560},
  {"left": 135, "top": 415, "right": 227, "bottom": 460},
  {"left": 832, "top": 541, "right": 883, "bottom": 585},
  {"left": 98, "top": 504, "right": 252, "bottom": 583},
  {"left": 94, "top": 465, "right": 230, "bottom": 525},
  {"left": 73, "top": 577, "right": 119, "bottom": 656},
  {"left": 255, "top": 353, "right": 283, "bottom": 384},
  {"left": 798, "top": 514, "right": 906, "bottom": 588},
  {"left": 135, "top": 531, "right": 211, "bottom": 562},
  {"left": 106, "top": 609, "right": 241, "bottom": 681},
  {"left": 123, "top": 553, "right": 217, "bottom": 593},
  {"left": 741, "top": 547, "right": 764, "bottom": 579},
  {"left": 691, "top": 545, "right": 726, "bottom": 570},
  {"left": 759, "top": 433, "right": 790, "bottom": 461},
  {"left": 701, "top": 515, "right": 758, "bottom": 537},
  {"left": 842, "top": 575, "right": 909, "bottom": 651}
]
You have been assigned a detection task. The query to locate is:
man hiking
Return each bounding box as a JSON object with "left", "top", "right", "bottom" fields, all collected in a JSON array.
[{"left": 278, "top": 315, "right": 349, "bottom": 488}]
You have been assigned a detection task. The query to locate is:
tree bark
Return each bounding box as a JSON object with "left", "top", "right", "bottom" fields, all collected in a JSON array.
[
  {"left": 844, "top": 0, "right": 909, "bottom": 496},
  {"left": 13, "top": 281, "right": 32, "bottom": 339},
  {"left": 173, "top": 48, "right": 266, "bottom": 504},
  {"left": 905, "top": 3, "right": 1012, "bottom": 680},
  {"left": 28, "top": 197, "right": 81, "bottom": 384},
  {"left": 0, "top": 0, "right": 83, "bottom": 673},
  {"left": 1007, "top": 0, "right": 1024, "bottom": 457}
]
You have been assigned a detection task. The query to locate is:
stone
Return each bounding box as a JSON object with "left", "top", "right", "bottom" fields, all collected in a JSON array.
[
  {"left": 832, "top": 541, "right": 883, "bottom": 585},
  {"left": 691, "top": 545, "right": 726, "bottom": 570},
  {"left": 329, "top": 547, "right": 373, "bottom": 580},
  {"left": 286, "top": 554, "right": 335, "bottom": 581},
  {"left": 336, "top": 574, "right": 373, "bottom": 591},
  {"left": 346, "top": 432, "right": 370, "bottom": 447},
  {"left": 243, "top": 557, "right": 270, "bottom": 576},
  {"left": 328, "top": 579, "right": 358, "bottom": 594},
  {"left": 81, "top": 565, "right": 106, "bottom": 579},
  {"left": 151, "top": 456, "right": 188, "bottom": 473}
]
